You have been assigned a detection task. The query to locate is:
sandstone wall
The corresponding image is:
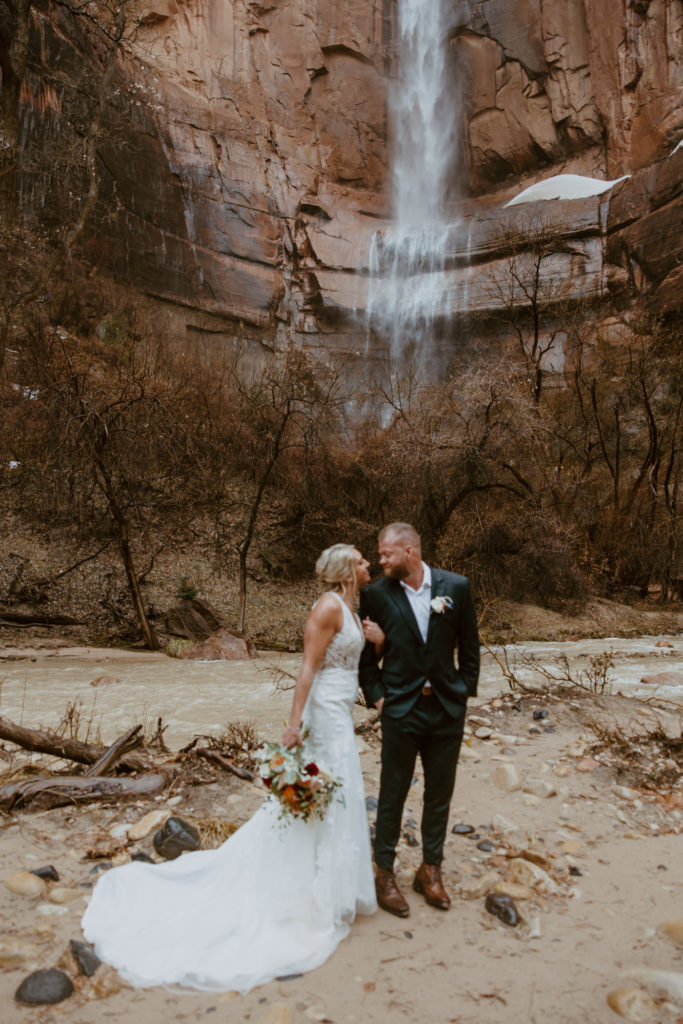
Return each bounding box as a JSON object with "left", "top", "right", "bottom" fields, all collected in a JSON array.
[{"left": 21, "top": 0, "right": 683, "bottom": 349}]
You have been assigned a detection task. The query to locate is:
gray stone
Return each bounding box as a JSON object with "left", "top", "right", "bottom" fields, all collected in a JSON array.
[
  {"left": 70, "top": 939, "right": 101, "bottom": 977},
  {"left": 15, "top": 968, "right": 74, "bottom": 1005},
  {"left": 485, "top": 892, "right": 519, "bottom": 926},
  {"left": 153, "top": 817, "right": 201, "bottom": 860}
]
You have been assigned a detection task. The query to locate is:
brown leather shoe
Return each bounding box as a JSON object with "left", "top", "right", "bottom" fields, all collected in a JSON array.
[
  {"left": 412, "top": 862, "right": 451, "bottom": 910},
  {"left": 375, "top": 867, "right": 410, "bottom": 918}
]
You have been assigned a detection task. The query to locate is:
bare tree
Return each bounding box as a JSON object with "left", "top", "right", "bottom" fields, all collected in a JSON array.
[{"left": 227, "top": 348, "right": 348, "bottom": 634}]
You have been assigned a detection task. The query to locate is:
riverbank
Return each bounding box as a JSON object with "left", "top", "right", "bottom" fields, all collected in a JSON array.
[{"left": 0, "top": 674, "right": 682, "bottom": 1022}]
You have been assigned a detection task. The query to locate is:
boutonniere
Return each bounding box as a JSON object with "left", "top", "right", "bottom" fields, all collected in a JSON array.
[{"left": 430, "top": 595, "right": 453, "bottom": 614}]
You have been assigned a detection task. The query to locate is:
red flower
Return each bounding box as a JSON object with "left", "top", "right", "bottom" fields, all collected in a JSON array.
[{"left": 304, "top": 762, "right": 319, "bottom": 776}]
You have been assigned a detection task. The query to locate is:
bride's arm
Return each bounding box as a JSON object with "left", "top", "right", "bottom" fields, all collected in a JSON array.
[{"left": 282, "top": 595, "right": 342, "bottom": 747}]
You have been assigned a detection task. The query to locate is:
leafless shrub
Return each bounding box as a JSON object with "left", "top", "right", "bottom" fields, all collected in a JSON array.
[
  {"left": 54, "top": 698, "right": 102, "bottom": 745},
  {"left": 486, "top": 641, "right": 615, "bottom": 695}
]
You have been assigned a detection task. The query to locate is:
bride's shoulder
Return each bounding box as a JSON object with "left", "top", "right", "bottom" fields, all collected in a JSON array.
[{"left": 309, "top": 591, "right": 344, "bottom": 625}]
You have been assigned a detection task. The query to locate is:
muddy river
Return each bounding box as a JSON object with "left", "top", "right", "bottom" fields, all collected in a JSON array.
[{"left": 0, "top": 635, "right": 680, "bottom": 748}]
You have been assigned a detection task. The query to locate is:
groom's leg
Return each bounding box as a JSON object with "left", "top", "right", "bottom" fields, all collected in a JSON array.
[
  {"left": 374, "top": 712, "right": 418, "bottom": 870},
  {"left": 419, "top": 702, "right": 466, "bottom": 865}
]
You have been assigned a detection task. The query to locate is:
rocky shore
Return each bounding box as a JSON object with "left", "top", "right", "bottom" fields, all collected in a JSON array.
[{"left": 1, "top": 676, "right": 682, "bottom": 1023}]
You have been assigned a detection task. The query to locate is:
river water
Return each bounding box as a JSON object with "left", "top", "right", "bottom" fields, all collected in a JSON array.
[{"left": 0, "top": 635, "right": 680, "bottom": 749}]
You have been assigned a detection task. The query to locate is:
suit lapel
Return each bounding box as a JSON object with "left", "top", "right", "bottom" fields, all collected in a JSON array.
[
  {"left": 425, "top": 568, "right": 445, "bottom": 644},
  {"left": 386, "top": 580, "right": 424, "bottom": 646}
]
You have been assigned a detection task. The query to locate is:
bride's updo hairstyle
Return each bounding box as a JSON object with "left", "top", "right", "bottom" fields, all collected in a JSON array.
[{"left": 315, "top": 544, "right": 358, "bottom": 593}]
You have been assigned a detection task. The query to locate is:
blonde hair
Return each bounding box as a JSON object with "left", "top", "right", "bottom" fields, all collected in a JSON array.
[{"left": 315, "top": 544, "right": 358, "bottom": 593}]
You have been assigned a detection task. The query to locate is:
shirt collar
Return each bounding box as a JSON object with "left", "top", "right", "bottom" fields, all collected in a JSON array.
[{"left": 400, "top": 562, "right": 431, "bottom": 594}]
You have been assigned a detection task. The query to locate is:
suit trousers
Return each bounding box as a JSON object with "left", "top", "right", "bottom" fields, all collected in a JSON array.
[{"left": 374, "top": 693, "right": 465, "bottom": 871}]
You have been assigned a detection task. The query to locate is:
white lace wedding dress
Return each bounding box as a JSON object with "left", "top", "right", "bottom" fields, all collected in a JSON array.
[{"left": 81, "top": 594, "right": 377, "bottom": 992}]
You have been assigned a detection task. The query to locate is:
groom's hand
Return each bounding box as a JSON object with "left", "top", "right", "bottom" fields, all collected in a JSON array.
[{"left": 374, "top": 698, "right": 384, "bottom": 714}]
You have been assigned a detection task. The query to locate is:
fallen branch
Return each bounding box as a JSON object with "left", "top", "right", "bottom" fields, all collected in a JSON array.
[
  {"left": 195, "top": 748, "right": 254, "bottom": 781},
  {"left": 0, "top": 611, "right": 84, "bottom": 625},
  {"left": 0, "top": 772, "right": 167, "bottom": 812},
  {"left": 83, "top": 725, "right": 143, "bottom": 777},
  {"left": 0, "top": 715, "right": 104, "bottom": 765}
]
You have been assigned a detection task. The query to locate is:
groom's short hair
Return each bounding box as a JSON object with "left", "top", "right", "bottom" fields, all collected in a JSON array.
[{"left": 379, "top": 522, "right": 421, "bottom": 550}]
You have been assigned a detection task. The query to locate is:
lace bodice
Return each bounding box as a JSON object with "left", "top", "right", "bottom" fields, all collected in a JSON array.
[{"left": 319, "top": 592, "right": 364, "bottom": 672}]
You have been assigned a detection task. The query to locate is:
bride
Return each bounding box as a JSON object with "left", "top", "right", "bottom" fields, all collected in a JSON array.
[{"left": 82, "top": 544, "right": 381, "bottom": 992}]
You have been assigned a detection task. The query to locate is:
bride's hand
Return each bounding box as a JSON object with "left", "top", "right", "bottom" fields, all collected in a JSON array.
[
  {"left": 362, "top": 617, "right": 385, "bottom": 647},
  {"left": 282, "top": 724, "right": 303, "bottom": 748}
]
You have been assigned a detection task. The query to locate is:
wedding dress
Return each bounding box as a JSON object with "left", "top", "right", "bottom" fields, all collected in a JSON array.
[{"left": 81, "top": 593, "right": 377, "bottom": 992}]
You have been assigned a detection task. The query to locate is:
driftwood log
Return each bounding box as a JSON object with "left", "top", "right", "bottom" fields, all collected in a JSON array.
[
  {"left": 0, "top": 716, "right": 144, "bottom": 773},
  {"left": 0, "top": 772, "right": 167, "bottom": 811},
  {"left": 195, "top": 748, "right": 255, "bottom": 781},
  {"left": 83, "top": 726, "right": 143, "bottom": 777},
  {"left": 0, "top": 715, "right": 104, "bottom": 765}
]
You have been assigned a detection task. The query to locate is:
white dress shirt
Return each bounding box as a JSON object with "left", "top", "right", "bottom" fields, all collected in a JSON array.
[{"left": 400, "top": 562, "right": 432, "bottom": 643}]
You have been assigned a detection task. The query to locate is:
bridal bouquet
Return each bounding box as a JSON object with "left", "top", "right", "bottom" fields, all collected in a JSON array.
[{"left": 257, "top": 733, "right": 340, "bottom": 823}]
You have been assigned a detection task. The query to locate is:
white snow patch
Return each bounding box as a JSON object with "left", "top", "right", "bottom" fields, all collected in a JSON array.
[{"left": 506, "top": 173, "right": 630, "bottom": 207}]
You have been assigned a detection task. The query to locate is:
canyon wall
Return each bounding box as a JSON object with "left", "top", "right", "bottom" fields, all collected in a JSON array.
[{"left": 23, "top": 0, "right": 683, "bottom": 354}]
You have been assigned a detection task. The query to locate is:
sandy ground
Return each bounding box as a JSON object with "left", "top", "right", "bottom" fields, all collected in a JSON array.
[{"left": 1, "top": 684, "right": 682, "bottom": 1023}]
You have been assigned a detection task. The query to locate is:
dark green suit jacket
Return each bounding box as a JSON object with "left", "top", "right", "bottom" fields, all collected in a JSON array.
[{"left": 358, "top": 569, "right": 480, "bottom": 719}]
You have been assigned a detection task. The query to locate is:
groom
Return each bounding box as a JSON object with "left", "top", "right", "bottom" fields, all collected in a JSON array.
[{"left": 359, "top": 522, "right": 479, "bottom": 917}]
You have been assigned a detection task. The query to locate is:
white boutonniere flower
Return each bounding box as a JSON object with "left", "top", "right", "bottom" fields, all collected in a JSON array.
[{"left": 430, "top": 595, "right": 453, "bottom": 614}]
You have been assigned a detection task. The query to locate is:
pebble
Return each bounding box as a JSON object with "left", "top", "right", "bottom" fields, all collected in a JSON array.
[
  {"left": 90, "top": 675, "right": 123, "bottom": 687},
  {"left": 476, "top": 840, "right": 495, "bottom": 852},
  {"left": 484, "top": 892, "right": 519, "bottom": 927},
  {"left": 127, "top": 809, "right": 170, "bottom": 841},
  {"left": 452, "top": 823, "right": 476, "bottom": 835},
  {"left": 48, "top": 886, "right": 84, "bottom": 905},
  {"left": 153, "top": 817, "right": 201, "bottom": 860},
  {"left": 491, "top": 814, "right": 518, "bottom": 834},
  {"left": 640, "top": 671, "right": 683, "bottom": 687},
  {"left": 606, "top": 988, "right": 658, "bottom": 1022},
  {"left": 659, "top": 920, "right": 683, "bottom": 947},
  {"left": 109, "top": 823, "right": 130, "bottom": 840},
  {"left": 257, "top": 1003, "right": 293, "bottom": 1024},
  {"left": 507, "top": 858, "right": 558, "bottom": 894},
  {"left": 627, "top": 968, "right": 683, "bottom": 1002},
  {"left": 533, "top": 709, "right": 548, "bottom": 721},
  {"left": 489, "top": 763, "right": 521, "bottom": 792},
  {"left": 474, "top": 727, "right": 493, "bottom": 740},
  {"left": 4, "top": 871, "right": 47, "bottom": 899},
  {"left": 0, "top": 938, "right": 41, "bottom": 968},
  {"left": 15, "top": 968, "right": 74, "bottom": 1005},
  {"left": 553, "top": 765, "right": 571, "bottom": 778},
  {"left": 69, "top": 939, "right": 101, "bottom": 977},
  {"left": 459, "top": 871, "right": 501, "bottom": 899},
  {"left": 523, "top": 780, "right": 557, "bottom": 799},
  {"left": 365, "top": 796, "right": 378, "bottom": 813},
  {"left": 131, "top": 851, "right": 155, "bottom": 864},
  {"left": 36, "top": 903, "right": 68, "bottom": 917},
  {"left": 89, "top": 964, "right": 124, "bottom": 999},
  {"left": 30, "top": 865, "right": 59, "bottom": 882},
  {"left": 575, "top": 758, "right": 600, "bottom": 773},
  {"left": 613, "top": 785, "right": 640, "bottom": 802},
  {"left": 492, "top": 880, "right": 534, "bottom": 901}
]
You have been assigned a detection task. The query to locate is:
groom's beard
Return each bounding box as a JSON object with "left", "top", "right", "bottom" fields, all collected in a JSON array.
[{"left": 383, "top": 564, "right": 409, "bottom": 580}]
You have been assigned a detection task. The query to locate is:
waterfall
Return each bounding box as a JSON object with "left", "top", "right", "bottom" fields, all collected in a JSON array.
[{"left": 366, "top": 0, "right": 457, "bottom": 362}]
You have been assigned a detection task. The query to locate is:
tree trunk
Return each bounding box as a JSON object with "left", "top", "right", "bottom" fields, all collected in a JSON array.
[{"left": 114, "top": 515, "right": 159, "bottom": 650}]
